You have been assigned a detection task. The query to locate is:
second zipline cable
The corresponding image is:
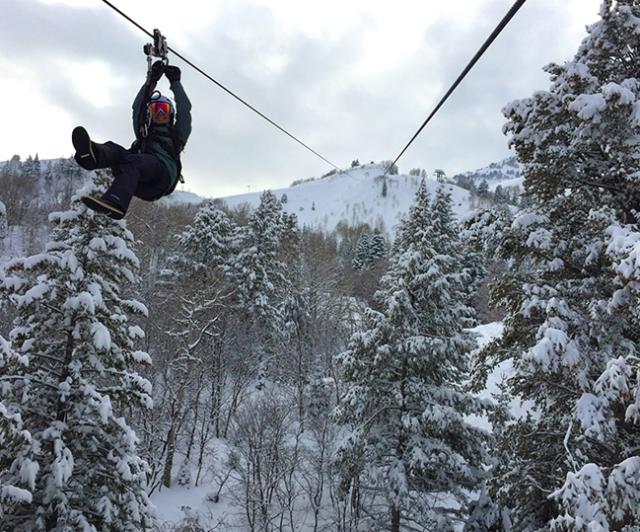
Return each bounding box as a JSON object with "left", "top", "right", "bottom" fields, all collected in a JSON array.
[{"left": 384, "top": 0, "right": 527, "bottom": 176}]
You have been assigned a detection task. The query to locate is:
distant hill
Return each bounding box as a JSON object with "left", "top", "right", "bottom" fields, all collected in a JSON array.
[
  {"left": 219, "top": 163, "right": 473, "bottom": 235},
  {"left": 1, "top": 156, "right": 522, "bottom": 236},
  {"left": 218, "top": 158, "right": 524, "bottom": 235},
  {"left": 451, "top": 156, "right": 521, "bottom": 183}
]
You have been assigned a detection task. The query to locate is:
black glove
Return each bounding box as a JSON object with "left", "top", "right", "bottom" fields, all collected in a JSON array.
[
  {"left": 165, "top": 65, "right": 181, "bottom": 83},
  {"left": 149, "top": 61, "right": 165, "bottom": 84}
]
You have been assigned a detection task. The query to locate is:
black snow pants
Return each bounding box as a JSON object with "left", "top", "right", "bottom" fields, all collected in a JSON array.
[{"left": 90, "top": 141, "right": 171, "bottom": 213}]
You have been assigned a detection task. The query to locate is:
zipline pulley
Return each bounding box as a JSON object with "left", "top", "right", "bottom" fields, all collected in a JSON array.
[
  {"left": 144, "top": 29, "right": 169, "bottom": 78},
  {"left": 139, "top": 29, "right": 170, "bottom": 138}
]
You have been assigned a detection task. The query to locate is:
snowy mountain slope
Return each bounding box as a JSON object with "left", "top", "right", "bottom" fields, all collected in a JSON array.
[
  {"left": 2, "top": 157, "right": 520, "bottom": 236},
  {"left": 219, "top": 163, "right": 473, "bottom": 235},
  {"left": 157, "top": 189, "right": 206, "bottom": 207},
  {"left": 487, "top": 176, "right": 523, "bottom": 192}
]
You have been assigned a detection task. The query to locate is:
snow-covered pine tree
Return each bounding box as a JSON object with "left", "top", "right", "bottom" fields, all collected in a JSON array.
[
  {"left": 392, "top": 179, "right": 432, "bottom": 256},
  {"left": 335, "top": 183, "right": 489, "bottom": 531},
  {"left": 351, "top": 233, "right": 371, "bottom": 271},
  {"left": 433, "top": 185, "right": 485, "bottom": 310},
  {"left": 0, "top": 337, "right": 36, "bottom": 519},
  {"left": 175, "top": 199, "right": 235, "bottom": 272},
  {"left": 228, "top": 191, "right": 287, "bottom": 323},
  {"left": 369, "top": 230, "right": 386, "bottom": 263},
  {"left": 0, "top": 171, "right": 153, "bottom": 531},
  {"left": 477, "top": 179, "right": 490, "bottom": 200},
  {"left": 484, "top": 1, "right": 640, "bottom": 529},
  {"left": 21, "top": 155, "right": 42, "bottom": 181},
  {"left": 0, "top": 199, "right": 7, "bottom": 238},
  {"left": 277, "top": 211, "right": 310, "bottom": 370},
  {"left": 226, "top": 191, "right": 297, "bottom": 381},
  {"left": 464, "top": 484, "right": 511, "bottom": 532}
]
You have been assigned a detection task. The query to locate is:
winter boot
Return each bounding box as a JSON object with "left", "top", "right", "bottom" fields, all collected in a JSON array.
[
  {"left": 81, "top": 195, "right": 126, "bottom": 220},
  {"left": 72, "top": 126, "right": 98, "bottom": 170}
]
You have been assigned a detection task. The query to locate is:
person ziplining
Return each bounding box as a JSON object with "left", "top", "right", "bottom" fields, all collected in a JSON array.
[{"left": 72, "top": 29, "right": 192, "bottom": 219}]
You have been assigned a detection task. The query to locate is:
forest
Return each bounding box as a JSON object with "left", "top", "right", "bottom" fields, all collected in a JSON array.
[{"left": 2, "top": 1, "right": 640, "bottom": 531}]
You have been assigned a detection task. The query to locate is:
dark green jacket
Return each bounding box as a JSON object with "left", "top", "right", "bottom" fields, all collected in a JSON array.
[{"left": 131, "top": 80, "right": 192, "bottom": 187}]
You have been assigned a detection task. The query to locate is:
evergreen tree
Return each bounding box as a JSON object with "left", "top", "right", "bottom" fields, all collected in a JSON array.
[
  {"left": 392, "top": 179, "right": 431, "bottom": 256},
  {"left": 494, "top": 184, "right": 508, "bottom": 205},
  {"left": 0, "top": 338, "right": 35, "bottom": 518},
  {"left": 229, "top": 191, "right": 289, "bottom": 324},
  {"left": 0, "top": 171, "right": 153, "bottom": 531},
  {"left": 227, "top": 191, "right": 296, "bottom": 380},
  {"left": 464, "top": 485, "right": 511, "bottom": 532},
  {"left": 483, "top": 1, "right": 640, "bottom": 529},
  {"left": 4, "top": 155, "right": 21, "bottom": 177},
  {"left": 369, "top": 230, "right": 386, "bottom": 263},
  {"left": 0, "top": 199, "right": 7, "bottom": 238},
  {"left": 175, "top": 199, "right": 235, "bottom": 270},
  {"left": 351, "top": 233, "right": 371, "bottom": 271},
  {"left": 477, "top": 179, "right": 490, "bottom": 199},
  {"left": 22, "top": 155, "right": 42, "bottom": 181},
  {"left": 335, "top": 185, "right": 489, "bottom": 531},
  {"left": 433, "top": 185, "right": 484, "bottom": 309}
]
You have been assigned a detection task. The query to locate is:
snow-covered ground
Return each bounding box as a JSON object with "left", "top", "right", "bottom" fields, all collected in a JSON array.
[{"left": 151, "top": 478, "right": 231, "bottom": 530}]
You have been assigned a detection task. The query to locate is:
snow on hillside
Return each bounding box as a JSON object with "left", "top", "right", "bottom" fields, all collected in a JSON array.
[
  {"left": 219, "top": 163, "right": 473, "bottom": 235},
  {"left": 451, "top": 156, "right": 523, "bottom": 193},
  {"left": 2, "top": 156, "right": 522, "bottom": 237},
  {"left": 488, "top": 176, "right": 523, "bottom": 192},
  {"left": 158, "top": 189, "right": 206, "bottom": 207},
  {"left": 452, "top": 156, "right": 521, "bottom": 182}
]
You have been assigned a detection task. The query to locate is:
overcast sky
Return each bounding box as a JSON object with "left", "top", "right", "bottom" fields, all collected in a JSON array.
[{"left": 1, "top": 0, "right": 602, "bottom": 198}]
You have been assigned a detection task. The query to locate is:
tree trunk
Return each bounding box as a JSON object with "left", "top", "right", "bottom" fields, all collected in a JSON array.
[
  {"left": 390, "top": 505, "right": 401, "bottom": 532},
  {"left": 185, "top": 385, "right": 202, "bottom": 460},
  {"left": 46, "top": 328, "right": 76, "bottom": 530},
  {"left": 162, "top": 423, "right": 176, "bottom": 488}
]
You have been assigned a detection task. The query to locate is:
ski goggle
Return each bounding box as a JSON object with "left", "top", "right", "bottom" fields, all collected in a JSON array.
[{"left": 150, "top": 101, "right": 172, "bottom": 114}]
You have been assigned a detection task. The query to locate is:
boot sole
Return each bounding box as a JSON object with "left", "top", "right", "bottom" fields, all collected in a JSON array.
[
  {"left": 81, "top": 196, "right": 125, "bottom": 220},
  {"left": 72, "top": 127, "right": 97, "bottom": 169}
]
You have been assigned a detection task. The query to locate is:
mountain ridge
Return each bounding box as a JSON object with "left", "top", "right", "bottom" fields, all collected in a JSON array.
[{"left": 1, "top": 155, "right": 522, "bottom": 235}]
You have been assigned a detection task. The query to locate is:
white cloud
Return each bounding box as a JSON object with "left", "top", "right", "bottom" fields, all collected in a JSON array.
[{"left": 4, "top": 0, "right": 604, "bottom": 198}]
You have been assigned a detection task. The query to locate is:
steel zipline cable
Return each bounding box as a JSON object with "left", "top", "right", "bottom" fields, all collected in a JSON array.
[
  {"left": 383, "top": 0, "right": 527, "bottom": 177},
  {"left": 100, "top": 0, "right": 342, "bottom": 171}
]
